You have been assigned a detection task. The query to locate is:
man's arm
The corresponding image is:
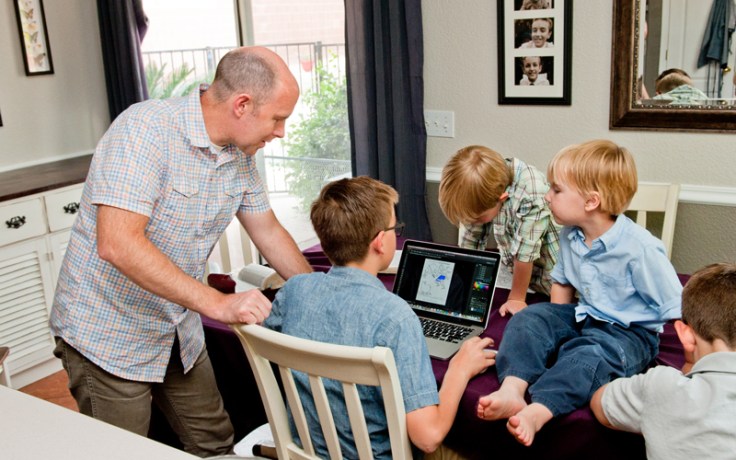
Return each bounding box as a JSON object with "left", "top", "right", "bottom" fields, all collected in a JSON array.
[
  {"left": 237, "top": 209, "right": 312, "bottom": 279},
  {"left": 405, "top": 337, "right": 495, "bottom": 453},
  {"left": 97, "top": 205, "right": 271, "bottom": 324}
]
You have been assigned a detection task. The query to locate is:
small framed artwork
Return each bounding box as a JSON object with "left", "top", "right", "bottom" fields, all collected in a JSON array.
[
  {"left": 13, "top": 0, "right": 54, "bottom": 76},
  {"left": 497, "top": 0, "right": 572, "bottom": 105}
]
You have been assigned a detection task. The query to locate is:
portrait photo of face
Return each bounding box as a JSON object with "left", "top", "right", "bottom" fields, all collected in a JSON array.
[
  {"left": 515, "top": 56, "right": 554, "bottom": 86},
  {"left": 515, "top": 17, "right": 554, "bottom": 49},
  {"left": 514, "top": 0, "right": 553, "bottom": 10}
]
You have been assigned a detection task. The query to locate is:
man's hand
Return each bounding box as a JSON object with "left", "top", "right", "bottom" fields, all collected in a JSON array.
[
  {"left": 448, "top": 336, "right": 496, "bottom": 380},
  {"left": 209, "top": 289, "right": 272, "bottom": 325}
]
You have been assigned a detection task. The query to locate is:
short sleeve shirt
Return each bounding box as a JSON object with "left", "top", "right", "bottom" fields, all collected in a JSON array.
[
  {"left": 49, "top": 85, "right": 270, "bottom": 382},
  {"left": 264, "top": 266, "right": 439, "bottom": 459},
  {"left": 602, "top": 352, "right": 736, "bottom": 460},
  {"left": 551, "top": 215, "right": 682, "bottom": 332},
  {"left": 460, "top": 158, "right": 560, "bottom": 294}
]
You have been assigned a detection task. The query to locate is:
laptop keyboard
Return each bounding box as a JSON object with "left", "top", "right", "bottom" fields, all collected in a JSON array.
[{"left": 420, "top": 318, "right": 473, "bottom": 343}]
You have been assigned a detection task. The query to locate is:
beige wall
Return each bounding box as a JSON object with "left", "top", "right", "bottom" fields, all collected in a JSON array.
[
  {"left": 422, "top": 0, "right": 736, "bottom": 274},
  {"left": 0, "top": 0, "right": 733, "bottom": 273},
  {"left": 0, "top": 0, "right": 108, "bottom": 171}
]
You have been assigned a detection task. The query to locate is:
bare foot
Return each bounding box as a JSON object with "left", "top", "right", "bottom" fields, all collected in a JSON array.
[
  {"left": 506, "top": 403, "right": 553, "bottom": 446},
  {"left": 476, "top": 387, "right": 527, "bottom": 421}
]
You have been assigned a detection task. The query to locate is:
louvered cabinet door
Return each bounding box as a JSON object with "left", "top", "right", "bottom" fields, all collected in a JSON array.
[{"left": 0, "top": 238, "right": 56, "bottom": 389}]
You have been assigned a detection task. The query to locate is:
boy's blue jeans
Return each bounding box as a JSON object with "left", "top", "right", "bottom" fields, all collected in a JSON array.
[{"left": 497, "top": 302, "right": 659, "bottom": 417}]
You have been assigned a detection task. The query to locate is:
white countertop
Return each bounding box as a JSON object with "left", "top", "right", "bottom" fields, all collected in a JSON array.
[{"left": 0, "top": 385, "right": 198, "bottom": 460}]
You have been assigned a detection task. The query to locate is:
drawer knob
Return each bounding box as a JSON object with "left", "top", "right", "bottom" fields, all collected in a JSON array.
[
  {"left": 63, "top": 202, "right": 80, "bottom": 214},
  {"left": 6, "top": 216, "right": 26, "bottom": 229}
]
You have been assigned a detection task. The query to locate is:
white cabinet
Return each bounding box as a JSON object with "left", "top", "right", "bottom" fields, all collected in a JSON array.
[{"left": 0, "top": 184, "right": 83, "bottom": 388}]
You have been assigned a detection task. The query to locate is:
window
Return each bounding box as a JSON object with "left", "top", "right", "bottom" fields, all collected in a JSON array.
[{"left": 141, "top": 0, "right": 350, "bottom": 266}]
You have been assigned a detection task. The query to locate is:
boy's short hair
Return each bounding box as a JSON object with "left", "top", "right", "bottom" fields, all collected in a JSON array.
[
  {"left": 532, "top": 17, "right": 553, "bottom": 32},
  {"left": 655, "top": 68, "right": 692, "bottom": 94},
  {"left": 310, "top": 176, "right": 398, "bottom": 266},
  {"left": 522, "top": 56, "right": 542, "bottom": 67},
  {"left": 682, "top": 262, "right": 736, "bottom": 348},
  {"left": 547, "top": 139, "right": 637, "bottom": 215},
  {"left": 439, "top": 146, "right": 513, "bottom": 225}
]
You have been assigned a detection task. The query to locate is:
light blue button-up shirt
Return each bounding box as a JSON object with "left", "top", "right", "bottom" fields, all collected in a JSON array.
[
  {"left": 265, "top": 266, "right": 439, "bottom": 459},
  {"left": 551, "top": 215, "right": 682, "bottom": 332}
]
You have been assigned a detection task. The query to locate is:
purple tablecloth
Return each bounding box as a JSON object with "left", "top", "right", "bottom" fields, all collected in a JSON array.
[{"left": 202, "top": 242, "right": 688, "bottom": 459}]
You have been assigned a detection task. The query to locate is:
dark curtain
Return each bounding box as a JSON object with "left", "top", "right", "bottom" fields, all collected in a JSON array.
[
  {"left": 344, "top": 0, "right": 432, "bottom": 241},
  {"left": 97, "top": 0, "right": 149, "bottom": 121}
]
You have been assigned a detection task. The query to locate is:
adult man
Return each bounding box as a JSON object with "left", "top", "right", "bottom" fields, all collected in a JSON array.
[{"left": 50, "top": 46, "right": 312, "bottom": 456}]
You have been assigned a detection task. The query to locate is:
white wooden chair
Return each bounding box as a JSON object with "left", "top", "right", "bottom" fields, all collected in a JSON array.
[
  {"left": 230, "top": 324, "right": 412, "bottom": 460},
  {"left": 627, "top": 182, "right": 680, "bottom": 259},
  {"left": 207, "top": 219, "right": 259, "bottom": 277}
]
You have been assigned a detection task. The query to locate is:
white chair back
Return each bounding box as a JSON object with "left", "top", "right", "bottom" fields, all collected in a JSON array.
[
  {"left": 627, "top": 182, "right": 680, "bottom": 259},
  {"left": 206, "top": 219, "right": 258, "bottom": 278},
  {"left": 230, "top": 324, "right": 412, "bottom": 460}
]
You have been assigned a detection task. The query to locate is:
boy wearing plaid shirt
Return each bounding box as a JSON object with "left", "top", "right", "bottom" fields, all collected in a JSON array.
[{"left": 439, "top": 145, "right": 560, "bottom": 316}]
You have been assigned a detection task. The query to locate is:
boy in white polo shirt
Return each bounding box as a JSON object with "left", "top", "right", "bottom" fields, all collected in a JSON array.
[{"left": 591, "top": 262, "right": 736, "bottom": 459}]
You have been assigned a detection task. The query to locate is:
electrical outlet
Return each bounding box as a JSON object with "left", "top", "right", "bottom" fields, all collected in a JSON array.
[{"left": 424, "top": 110, "right": 455, "bottom": 138}]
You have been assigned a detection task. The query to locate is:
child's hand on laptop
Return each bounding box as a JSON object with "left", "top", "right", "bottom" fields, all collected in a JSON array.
[
  {"left": 449, "top": 336, "right": 496, "bottom": 380},
  {"left": 499, "top": 299, "right": 528, "bottom": 317}
]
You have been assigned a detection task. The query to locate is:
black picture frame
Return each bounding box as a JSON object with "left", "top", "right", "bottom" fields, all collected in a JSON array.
[
  {"left": 13, "top": 0, "right": 54, "bottom": 76},
  {"left": 498, "top": 0, "right": 572, "bottom": 105}
]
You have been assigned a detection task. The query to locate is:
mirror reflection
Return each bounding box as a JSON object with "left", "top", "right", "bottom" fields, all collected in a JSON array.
[{"left": 633, "top": 0, "right": 736, "bottom": 109}]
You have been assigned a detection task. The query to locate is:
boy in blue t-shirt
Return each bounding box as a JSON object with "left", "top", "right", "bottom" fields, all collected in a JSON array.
[
  {"left": 265, "top": 176, "right": 496, "bottom": 458},
  {"left": 476, "top": 140, "right": 682, "bottom": 446}
]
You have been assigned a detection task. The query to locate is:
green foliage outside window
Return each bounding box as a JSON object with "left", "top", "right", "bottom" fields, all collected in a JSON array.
[
  {"left": 145, "top": 62, "right": 205, "bottom": 99},
  {"left": 284, "top": 61, "right": 351, "bottom": 211}
]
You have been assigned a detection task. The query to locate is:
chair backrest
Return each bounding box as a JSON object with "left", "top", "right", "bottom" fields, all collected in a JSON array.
[
  {"left": 206, "top": 219, "right": 259, "bottom": 278},
  {"left": 230, "top": 324, "right": 412, "bottom": 460},
  {"left": 627, "top": 182, "right": 680, "bottom": 259}
]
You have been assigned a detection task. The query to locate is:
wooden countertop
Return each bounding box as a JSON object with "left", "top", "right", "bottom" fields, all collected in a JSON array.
[{"left": 0, "top": 154, "right": 93, "bottom": 202}]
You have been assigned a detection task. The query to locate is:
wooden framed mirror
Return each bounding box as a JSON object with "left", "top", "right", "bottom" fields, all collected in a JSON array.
[{"left": 610, "top": 0, "right": 736, "bottom": 132}]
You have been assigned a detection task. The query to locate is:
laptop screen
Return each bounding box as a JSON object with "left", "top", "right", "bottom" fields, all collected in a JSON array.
[{"left": 392, "top": 240, "right": 500, "bottom": 326}]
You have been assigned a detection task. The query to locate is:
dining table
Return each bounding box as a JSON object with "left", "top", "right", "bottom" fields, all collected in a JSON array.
[{"left": 197, "top": 240, "right": 688, "bottom": 459}]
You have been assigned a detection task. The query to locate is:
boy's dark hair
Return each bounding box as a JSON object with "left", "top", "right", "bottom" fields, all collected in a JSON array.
[
  {"left": 682, "top": 263, "right": 736, "bottom": 348},
  {"left": 310, "top": 176, "right": 398, "bottom": 266}
]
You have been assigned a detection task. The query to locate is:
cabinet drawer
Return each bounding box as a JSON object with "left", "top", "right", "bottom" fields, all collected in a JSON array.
[
  {"left": 45, "top": 186, "right": 83, "bottom": 232},
  {"left": 0, "top": 199, "right": 46, "bottom": 246}
]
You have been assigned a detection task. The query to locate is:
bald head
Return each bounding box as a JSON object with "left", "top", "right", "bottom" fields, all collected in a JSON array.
[{"left": 210, "top": 46, "right": 298, "bottom": 107}]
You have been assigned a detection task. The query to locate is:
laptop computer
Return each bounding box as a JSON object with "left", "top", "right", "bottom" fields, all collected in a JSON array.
[{"left": 392, "top": 240, "right": 501, "bottom": 360}]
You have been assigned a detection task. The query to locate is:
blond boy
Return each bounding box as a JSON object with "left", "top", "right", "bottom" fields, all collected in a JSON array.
[
  {"left": 591, "top": 262, "right": 736, "bottom": 459},
  {"left": 439, "top": 146, "right": 559, "bottom": 316},
  {"left": 476, "top": 140, "right": 682, "bottom": 446}
]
